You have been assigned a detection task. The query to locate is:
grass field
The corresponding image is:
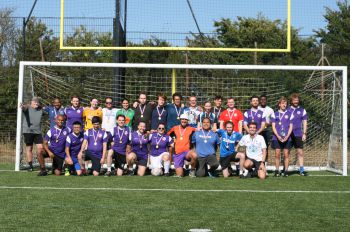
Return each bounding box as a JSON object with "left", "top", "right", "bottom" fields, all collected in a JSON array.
[{"left": 0, "top": 170, "right": 349, "bottom": 231}]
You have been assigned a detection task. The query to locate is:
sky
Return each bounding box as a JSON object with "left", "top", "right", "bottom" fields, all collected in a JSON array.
[{"left": 3, "top": 0, "right": 340, "bottom": 44}]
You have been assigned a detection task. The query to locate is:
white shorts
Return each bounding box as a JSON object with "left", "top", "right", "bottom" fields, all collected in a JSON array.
[{"left": 150, "top": 152, "right": 169, "bottom": 169}]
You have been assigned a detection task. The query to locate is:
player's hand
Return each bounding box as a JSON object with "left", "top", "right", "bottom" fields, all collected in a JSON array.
[
  {"left": 100, "top": 158, "right": 105, "bottom": 164},
  {"left": 65, "top": 157, "right": 73, "bottom": 165},
  {"left": 259, "top": 162, "right": 265, "bottom": 170},
  {"left": 48, "top": 152, "right": 55, "bottom": 159},
  {"left": 302, "top": 134, "right": 307, "bottom": 142}
]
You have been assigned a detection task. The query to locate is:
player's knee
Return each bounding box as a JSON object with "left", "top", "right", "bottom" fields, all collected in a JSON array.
[
  {"left": 54, "top": 169, "right": 61, "bottom": 176},
  {"left": 93, "top": 171, "right": 99, "bottom": 176}
]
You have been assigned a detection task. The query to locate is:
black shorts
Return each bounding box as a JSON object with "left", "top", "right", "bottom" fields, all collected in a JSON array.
[
  {"left": 271, "top": 140, "right": 292, "bottom": 150},
  {"left": 260, "top": 129, "right": 272, "bottom": 147},
  {"left": 248, "top": 158, "right": 263, "bottom": 170},
  {"left": 85, "top": 150, "right": 102, "bottom": 172},
  {"left": 137, "top": 156, "right": 147, "bottom": 167},
  {"left": 23, "top": 133, "right": 43, "bottom": 146},
  {"left": 219, "top": 153, "right": 238, "bottom": 170},
  {"left": 52, "top": 155, "right": 64, "bottom": 171},
  {"left": 113, "top": 151, "right": 126, "bottom": 170},
  {"left": 291, "top": 133, "right": 304, "bottom": 149}
]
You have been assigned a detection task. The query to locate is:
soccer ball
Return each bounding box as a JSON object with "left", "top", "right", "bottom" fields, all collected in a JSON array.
[{"left": 151, "top": 168, "right": 163, "bottom": 176}]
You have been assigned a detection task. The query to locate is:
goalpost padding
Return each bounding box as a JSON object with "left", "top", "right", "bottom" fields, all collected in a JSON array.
[{"left": 15, "top": 62, "right": 348, "bottom": 175}]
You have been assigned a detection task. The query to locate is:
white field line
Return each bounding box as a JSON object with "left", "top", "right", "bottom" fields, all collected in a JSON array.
[{"left": 0, "top": 186, "right": 349, "bottom": 193}]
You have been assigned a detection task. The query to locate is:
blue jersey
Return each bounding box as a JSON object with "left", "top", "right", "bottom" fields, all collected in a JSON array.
[
  {"left": 197, "top": 112, "right": 218, "bottom": 128},
  {"left": 44, "top": 106, "right": 65, "bottom": 128},
  {"left": 216, "top": 129, "right": 242, "bottom": 157},
  {"left": 191, "top": 130, "right": 219, "bottom": 158}
]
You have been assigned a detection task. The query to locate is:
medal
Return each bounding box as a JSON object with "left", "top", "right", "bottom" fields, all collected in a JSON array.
[
  {"left": 252, "top": 119, "right": 255, "bottom": 122},
  {"left": 155, "top": 133, "right": 163, "bottom": 150},
  {"left": 177, "top": 117, "right": 180, "bottom": 120},
  {"left": 204, "top": 140, "right": 207, "bottom": 143},
  {"left": 179, "top": 125, "right": 187, "bottom": 141},
  {"left": 157, "top": 106, "right": 164, "bottom": 121},
  {"left": 92, "top": 129, "right": 99, "bottom": 147},
  {"left": 158, "top": 117, "right": 161, "bottom": 120},
  {"left": 279, "top": 122, "right": 282, "bottom": 125},
  {"left": 119, "top": 140, "right": 122, "bottom": 144},
  {"left": 174, "top": 104, "right": 182, "bottom": 121},
  {"left": 141, "top": 114, "right": 144, "bottom": 118},
  {"left": 94, "top": 142, "right": 97, "bottom": 146},
  {"left": 180, "top": 137, "right": 183, "bottom": 140},
  {"left": 228, "top": 109, "right": 236, "bottom": 123},
  {"left": 56, "top": 139, "right": 59, "bottom": 143},
  {"left": 139, "top": 105, "right": 146, "bottom": 118},
  {"left": 156, "top": 145, "right": 159, "bottom": 149},
  {"left": 226, "top": 145, "right": 229, "bottom": 149},
  {"left": 117, "top": 126, "right": 125, "bottom": 145},
  {"left": 201, "top": 129, "right": 210, "bottom": 144}
]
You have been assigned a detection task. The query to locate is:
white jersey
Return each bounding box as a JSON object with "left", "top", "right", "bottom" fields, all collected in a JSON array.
[
  {"left": 102, "top": 108, "right": 119, "bottom": 132},
  {"left": 258, "top": 105, "right": 274, "bottom": 124},
  {"left": 239, "top": 134, "right": 266, "bottom": 161}
]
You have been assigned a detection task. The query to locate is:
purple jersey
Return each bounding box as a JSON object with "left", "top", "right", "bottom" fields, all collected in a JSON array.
[
  {"left": 84, "top": 129, "right": 108, "bottom": 158},
  {"left": 66, "top": 132, "right": 84, "bottom": 158},
  {"left": 243, "top": 109, "right": 266, "bottom": 130},
  {"left": 64, "top": 106, "right": 84, "bottom": 130},
  {"left": 149, "top": 132, "right": 173, "bottom": 157},
  {"left": 288, "top": 106, "right": 308, "bottom": 137},
  {"left": 130, "top": 131, "right": 149, "bottom": 159},
  {"left": 271, "top": 110, "right": 294, "bottom": 141},
  {"left": 45, "top": 126, "right": 71, "bottom": 158},
  {"left": 111, "top": 126, "right": 131, "bottom": 155}
]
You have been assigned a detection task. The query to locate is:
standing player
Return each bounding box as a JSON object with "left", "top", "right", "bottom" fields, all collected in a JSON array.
[
  {"left": 44, "top": 97, "right": 65, "bottom": 128},
  {"left": 219, "top": 97, "right": 244, "bottom": 133},
  {"left": 183, "top": 95, "right": 202, "bottom": 128},
  {"left": 43, "top": 115, "right": 71, "bottom": 176},
  {"left": 211, "top": 95, "right": 225, "bottom": 119},
  {"left": 116, "top": 98, "right": 134, "bottom": 127},
  {"left": 79, "top": 116, "right": 108, "bottom": 176},
  {"left": 217, "top": 121, "right": 246, "bottom": 178},
  {"left": 271, "top": 97, "right": 293, "bottom": 177},
  {"left": 151, "top": 93, "right": 168, "bottom": 131},
  {"left": 132, "top": 92, "right": 155, "bottom": 132},
  {"left": 20, "top": 97, "right": 45, "bottom": 173},
  {"left": 149, "top": 123, "right": 173, "bottom": 176},
  {"left": 197, "top": 101, "right": 217, "bottom": 131},
  {"left": 243, "top": 95, "right": 266, "bottom": 134},
  {"left": 238, "top": 122, "right": 267, "bottom": 180},
  {"left": 165, "top": 92, "right": 186, "bottom": 132},
  {"left": 192, "top": 118, "right": 220, "bottom": 177},
  {"left": 258, "top": 94, "right": 274, "bottom": 167},
  {"left": 105, "top": 115, "right": 131, "bottom": 177},
  {"left": 167, "top": 114, "right": 197, "bottom": 177},
  {"left": 127, "top": 121, "right": 149, "bottom": 176},
  {"left": 288, "top": 93, "right": 308, "bottom": 176},
  {"left": 102, "top": 97, "right": 119, "bottom": 133},
  {"left": 83, "top": 98, "right": 103, "bottom": 131},
  {"left": 65, "top": 121, "right": 84, "bottom": 176},
  {"left": 64, "top": 95, "right": 84, "bottom": 130}
]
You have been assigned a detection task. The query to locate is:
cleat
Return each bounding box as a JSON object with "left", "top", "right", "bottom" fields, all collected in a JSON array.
[
  {"left": 127, "top": 169, "right": 135, "bottom": 176},
  {"left": 64, "top": 168, "right": 70, "bottom": 176},
  {"left": 27, "top": 167, "right": 33, "bottom": 172},
  {"left": 37, "top": 170, "right": 48, "bottom": 176},
  {"left": 274, "top": 170, "right": 280, "bottom": 177},
  {"left": 164, "top": 172, "right": 170, "bottom": 177},
  {"left": 300, "top": 171, "right": 308, "bottom": 176},
  {"left": 208, "top": 171, "right": 217, "bottom": 178},
  {"left": 283, "top": 171, "right": 289, "bottom": 177},
  {"left": 105, "top": 171, "right": 112, "bottom": 177},
  {"left": 189, "top": 170, "right": 196, "bottom": 178}
]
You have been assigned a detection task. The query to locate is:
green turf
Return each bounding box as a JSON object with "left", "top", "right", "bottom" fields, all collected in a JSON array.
[{"left": 0, "top": 172, "right": 349, "bottom": 231}]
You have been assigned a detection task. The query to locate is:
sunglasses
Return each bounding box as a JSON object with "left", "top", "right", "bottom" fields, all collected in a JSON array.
[{"left": 158, "top": 127, "right": 165, "bottom": 130}]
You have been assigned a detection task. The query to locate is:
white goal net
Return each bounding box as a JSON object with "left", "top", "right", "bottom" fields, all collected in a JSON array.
[{"left": 16, "top": 62, "right": 348, "bottom": 175}]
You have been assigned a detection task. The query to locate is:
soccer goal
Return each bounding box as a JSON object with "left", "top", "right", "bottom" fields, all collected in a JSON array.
[{"left": 15, "top": 62, "right": 348, "bottom": 175}]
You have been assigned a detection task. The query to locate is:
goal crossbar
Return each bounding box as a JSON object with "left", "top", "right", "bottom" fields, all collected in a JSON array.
[{"left": 16, "top": 61, "right": 348, "bottom": 175}]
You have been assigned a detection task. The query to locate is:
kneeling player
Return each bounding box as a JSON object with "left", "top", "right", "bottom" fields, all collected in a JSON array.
[
  {"left": 238, "top": 122, "right": 267, "bottom": 180},
  {"left": 127, "top": 121, "right": 149, "bottom": 176},
  {"left": 43, "top": 115, "right": 71, "bottom": 176},
  {"left": 167, "top": 114, "right": 197, "bottom": 177},
  {"left": 106, "top": 115, "right": 131, "bottom": 176},
  {"left": 65, "top": 121, "right": 84, "bottom": 176},
  {"left": 217, "top": 121, "right": 246, "bottom": 178},
  {"left": 79, "top": 116, "right": 107, "bottom": 176},
  {"left": 149, "top": 123, "right": 173, "bottom": 176}
]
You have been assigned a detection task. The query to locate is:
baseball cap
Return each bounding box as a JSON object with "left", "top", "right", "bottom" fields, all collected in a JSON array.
[{"left": 179, "top": 114, "right": 189, "bottom": 120}]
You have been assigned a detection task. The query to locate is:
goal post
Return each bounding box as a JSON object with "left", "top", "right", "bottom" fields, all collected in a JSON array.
[{"left": 16, "top": 61, "right": 348, "bottom": 175}]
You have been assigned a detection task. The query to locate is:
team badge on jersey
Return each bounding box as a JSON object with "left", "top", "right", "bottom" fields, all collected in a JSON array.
[
  {"left": 162, "top": 137, "right": 166, "bottom": 141},
  {"left": 98, "top": 134, "right": 102, "bottom": 138},
  {"left": 63, "top": 131, "right": 67, "bottom": 135},
  {"left": 297, "top": 111, "right": 301, "bottom": 115},
  {"left": 77, "top": 110, "right": 81, "bottom": 113},
  {"left": 257, "top": 114, "right": 261, "bottom": 118},
  {"left": 285, "top": 115, "right": 289, "bottom": 119}
]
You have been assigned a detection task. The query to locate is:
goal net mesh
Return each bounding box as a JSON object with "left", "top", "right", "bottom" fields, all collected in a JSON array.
[{"left": 19, "top": 64, "right": 345, "bottom": 174}]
